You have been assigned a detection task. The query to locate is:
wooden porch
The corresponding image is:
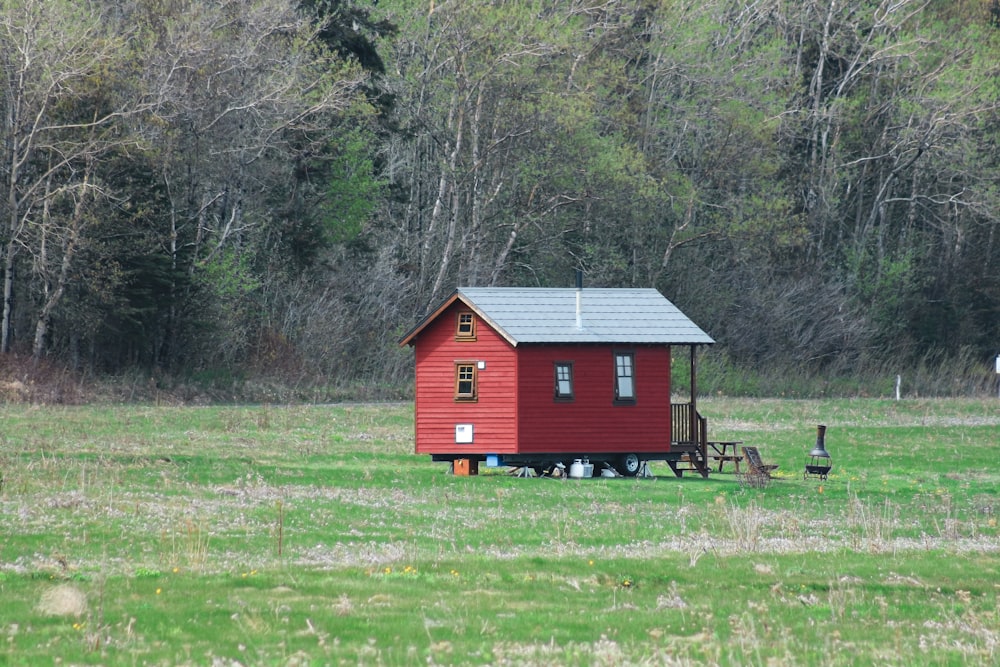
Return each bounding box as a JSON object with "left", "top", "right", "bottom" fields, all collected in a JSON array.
[{"left": 669, "top": 403, "right": 743, "bottom": 478}]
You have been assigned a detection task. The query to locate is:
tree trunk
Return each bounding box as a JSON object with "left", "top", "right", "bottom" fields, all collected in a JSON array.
[{"left": 32, "top": 167, "right": 90, "bottom": 360}]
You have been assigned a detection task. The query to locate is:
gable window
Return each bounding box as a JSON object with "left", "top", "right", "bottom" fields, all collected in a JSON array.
[
  {"left": 454, "top": 362, "right": 478, "bottom": 401},
  {"left": 614, "top": 351, "right": 635, "bottom": 403},
  {"left": 554, "top": 362, "right": 574, "bottom": 401},
  {"left": 455, "top": 311, "right": 476, "bottom": 340}
]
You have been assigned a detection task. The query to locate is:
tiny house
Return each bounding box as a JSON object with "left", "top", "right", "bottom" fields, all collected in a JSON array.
[{"left": 399, "top": 287, "right": 716, "bottom": 477}]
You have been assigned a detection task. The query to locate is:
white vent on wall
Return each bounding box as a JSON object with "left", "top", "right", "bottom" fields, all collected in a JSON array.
[{"left": 455, "top": 424, "right": 474, "bottom": 444}]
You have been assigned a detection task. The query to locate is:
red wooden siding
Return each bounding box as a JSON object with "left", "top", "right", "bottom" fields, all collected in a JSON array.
[
  {"left": 413, "top": 303, "right": 519, "bottom": 454},
  {"left": 515, "top": 345, "right": 672, "bottom": 454},
  {"left": 411, "top": 300, "right": 674, "bottom": 458}
]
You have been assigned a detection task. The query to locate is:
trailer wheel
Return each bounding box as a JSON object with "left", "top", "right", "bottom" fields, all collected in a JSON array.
[{"left": 619, "top": 453, "right": 641, "bottom": 477}]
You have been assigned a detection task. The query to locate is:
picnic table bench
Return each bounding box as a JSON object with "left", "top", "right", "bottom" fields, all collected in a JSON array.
[{"left": 707, "top": 441, "right": 744, "bottom": 472}]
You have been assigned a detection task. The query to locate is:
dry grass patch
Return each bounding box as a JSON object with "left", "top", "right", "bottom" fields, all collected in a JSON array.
[{"left": 37, "top": 584, "right": 87, "bottom": 617}]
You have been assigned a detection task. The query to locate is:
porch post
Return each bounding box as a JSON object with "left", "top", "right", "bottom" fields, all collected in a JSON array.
[
  {"left": 690, "top": 345, "right": 697, "bottom": 411},
  {"left": 689, "top": 345, "right": 698, "bottom": 444}
]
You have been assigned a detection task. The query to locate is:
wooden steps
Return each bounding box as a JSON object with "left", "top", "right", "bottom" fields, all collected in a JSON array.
[{"left": 666, "top": 446, "right": 710, "bottom": 478}]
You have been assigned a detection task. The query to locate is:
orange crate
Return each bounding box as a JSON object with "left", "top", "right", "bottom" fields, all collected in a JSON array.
[{"left": 453, "top": 458, "right": 478, "bottom": 476}]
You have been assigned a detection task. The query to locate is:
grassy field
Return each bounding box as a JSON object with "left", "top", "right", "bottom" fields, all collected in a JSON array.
[{"left": 0, "top": 398, "right": 998, "bottom": 665}]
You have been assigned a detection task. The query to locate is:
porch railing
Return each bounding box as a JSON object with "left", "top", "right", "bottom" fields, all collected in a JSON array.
[{"left": 671, "top": 402, "right": 707, "bottom": 452}]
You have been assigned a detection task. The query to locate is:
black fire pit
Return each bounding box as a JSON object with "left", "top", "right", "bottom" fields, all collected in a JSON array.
[{"left": 804, "top": 424, "right": 832, "bottom": 480}]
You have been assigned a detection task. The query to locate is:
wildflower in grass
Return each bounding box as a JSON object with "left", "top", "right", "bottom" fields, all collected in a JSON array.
[
  {"left": 156, "top": 588, "right": 162, "bottom": 595},
  {"left": 450, "top": 569, "right": 459, "bottom": 577}
]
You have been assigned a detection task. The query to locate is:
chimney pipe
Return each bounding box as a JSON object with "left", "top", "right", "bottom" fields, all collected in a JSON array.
[
  {"left": 809, "top": 424, "right": 830, "bottom": 459},
  {"left": 575, "top": 270, "right": 583, "bottom": 329}
]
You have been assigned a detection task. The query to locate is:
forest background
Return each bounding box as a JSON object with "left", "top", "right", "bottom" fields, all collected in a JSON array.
[{"left": 0, "top": 0, "right": 998, "bottom": 402}]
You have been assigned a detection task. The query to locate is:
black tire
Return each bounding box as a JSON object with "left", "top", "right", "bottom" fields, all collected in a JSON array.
[{"left": 619, "top": 453, "right": 641, "bottom": 477}]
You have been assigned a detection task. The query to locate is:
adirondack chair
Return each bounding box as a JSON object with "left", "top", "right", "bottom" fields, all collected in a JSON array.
[{"left": 738, "top": 446, "right": 778, "bottom": 488}]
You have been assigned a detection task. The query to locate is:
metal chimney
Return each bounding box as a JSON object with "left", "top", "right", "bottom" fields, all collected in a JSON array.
[
  {"left": 809, "top": 424, "right": 830, "bottom": 458},
  {"left": 575, "top": 270, "right": 583, "bottom": 330}
]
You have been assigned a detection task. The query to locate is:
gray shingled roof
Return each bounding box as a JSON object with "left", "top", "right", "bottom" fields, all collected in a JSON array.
[{"left": 454, "top": 287, "right": 713, "bottom": 345}]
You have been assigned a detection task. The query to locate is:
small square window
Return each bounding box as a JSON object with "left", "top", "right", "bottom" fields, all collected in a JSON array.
[
  {"left": 455, "top": 362, "right": 477, "bottom": 401},
  {"left": 554, "top": 362, "right": 574, "bottom": 401},
  {"left": 456, "top": 311, "right": 476, "bottom": 340}
]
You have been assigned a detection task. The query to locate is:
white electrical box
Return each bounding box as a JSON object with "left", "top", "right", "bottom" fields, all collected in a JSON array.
[{"left": 455, "top": 424, "right": 474, "bottom": 444}]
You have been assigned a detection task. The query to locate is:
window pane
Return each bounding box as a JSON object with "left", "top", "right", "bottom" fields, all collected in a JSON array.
[
  {"left": 456, "top": 312, "right": 475, "bottom": 338},
  {"left": 456, "top": 364, "right": 476, "bottom": 399},
  {"left": 555, "top": 363, "right": 573, "bottom": 398},
  {"left": 615, "top": 353, "right": 634, "bottom": 400}
]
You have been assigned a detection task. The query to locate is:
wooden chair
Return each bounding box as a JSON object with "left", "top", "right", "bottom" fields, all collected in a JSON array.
[{"left": 738, "top": 446, "right": 778, "bottom": 488}]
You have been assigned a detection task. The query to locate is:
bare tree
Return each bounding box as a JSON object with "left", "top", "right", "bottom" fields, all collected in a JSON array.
[
  {"left": 130, "top": 0, "right": 369, "bottom": 365},
  {"left": 0, "top": 0, "right": 149, "bottom": 355}
]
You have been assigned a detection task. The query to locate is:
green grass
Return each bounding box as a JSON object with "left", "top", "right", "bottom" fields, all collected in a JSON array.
[{"left": 0, "top": 399, "right": 998, "bottom": 665}]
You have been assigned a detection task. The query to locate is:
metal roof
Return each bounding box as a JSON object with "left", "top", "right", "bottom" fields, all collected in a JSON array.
[{"left": 400, "top": 287, "right": 714, "bottom": 346}]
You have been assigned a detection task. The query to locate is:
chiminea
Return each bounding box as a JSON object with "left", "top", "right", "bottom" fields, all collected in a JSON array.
[{"left": 804, "top": 424, "right": 832, "bottom": 480}]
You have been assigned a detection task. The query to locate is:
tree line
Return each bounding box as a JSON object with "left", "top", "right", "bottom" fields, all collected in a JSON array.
[{"left": 1, "top": 0, "right": 998, "bottom": 395}]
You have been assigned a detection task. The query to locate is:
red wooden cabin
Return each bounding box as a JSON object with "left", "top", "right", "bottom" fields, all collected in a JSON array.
[{"left": 399, "top": 287, "right": 716, "bottom": 477}]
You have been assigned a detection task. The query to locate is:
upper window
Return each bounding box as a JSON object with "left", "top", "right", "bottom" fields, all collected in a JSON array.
[
  {"left": 554, "top": 362, "right": 574, "bottom": 401},
  {"left": 455, "top": 362, "right": 478, "bottom": 401},
  {"left": 455, "top": 311, "right": 476, "bottom": 340},
  {"left": 614, "top": 352, "right": 635, "bottom": 403}
]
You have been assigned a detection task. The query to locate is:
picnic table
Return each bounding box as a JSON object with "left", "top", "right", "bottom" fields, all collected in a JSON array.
[{"left": 707, "top": 441, "right": 744, "bottom": 472}]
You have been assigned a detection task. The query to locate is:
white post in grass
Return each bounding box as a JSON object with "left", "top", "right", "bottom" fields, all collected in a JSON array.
[{"left": 895, "top": 374, "right": 901, "bottom": 401}]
